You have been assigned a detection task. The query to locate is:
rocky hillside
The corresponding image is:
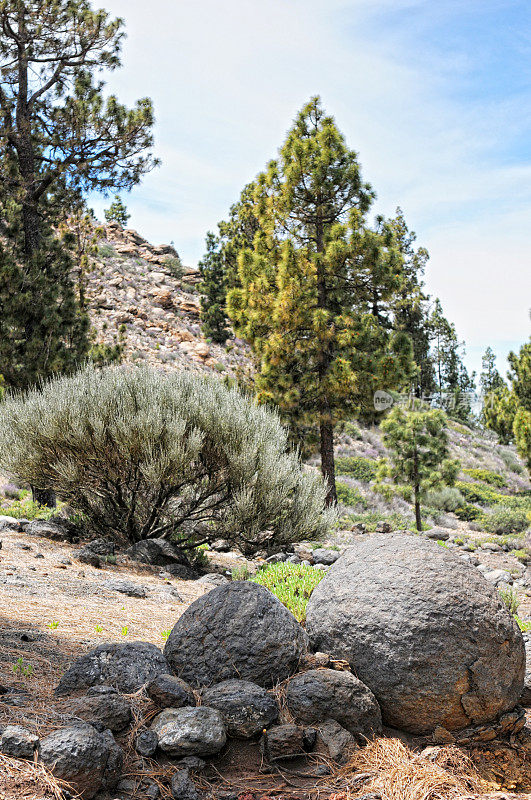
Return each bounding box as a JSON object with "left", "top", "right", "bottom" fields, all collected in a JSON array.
[{"left": 86, "top": 222, "right": 248, "bottom": 376}]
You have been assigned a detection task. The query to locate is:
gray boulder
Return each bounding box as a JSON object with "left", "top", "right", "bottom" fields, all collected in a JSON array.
[
  {"left": 0, "top": 515, "right": 20, "bottom": 532},
  {"left": 285, "top": 669, "right": 381, "bottom": 740},
  {"left": 39, "top": 724, "right": 123, "bottom": 799},
  {"left": 125, "top": 538, "right": 188, "bottom": 567},
  {"left": 147, "top": 674, "right": 195, "bottom": 709},
  {"left": 163, "top": 582, "right": 308, "bottom": 688},
  {"left": 65, "top": 691, "right": 132, "bottom": 732},
  {"left": 101, "top": 578, "right": 147, "bottom": 598},
  {"left": 306, "top": 533, "right": 525, "bottom": 735},
  {"left": 260, "top": 724, "right": 314, "bottom": 761},
  {"left": 150, "top": 707, "right": 226, "bottom": 757},
  {"left": 312, "top": 548, "right": 340, "bottom": 565},
  {"left": 0, "top": 725, "right": 39, "bottom": 758},
  {"left": 26, "top": 519, "right": 71, "bottom": 541},
  {"left": 55, "top": 642, "right": 170, "bottom": 696},
  {"left": 201, "top": 679, "right": 279, "bottom": 738},
  {"left": 316, "top": 719, "right": 355, "bottom": 762}
]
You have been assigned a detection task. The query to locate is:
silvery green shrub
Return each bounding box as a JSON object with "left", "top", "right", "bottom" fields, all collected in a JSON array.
[{"left": 0, "top": 366, "right": 333, "bottom": 553}]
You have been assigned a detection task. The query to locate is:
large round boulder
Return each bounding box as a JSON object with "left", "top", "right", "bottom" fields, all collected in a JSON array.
[
  {"left": 163, "top": 582, "right": 308, "bottom": 688},
  {"left": 306, "top": 533, "right": 525, "bottom": 734},
  {"left": 286, "top": 669, "right": 381, "bottom": 740}
]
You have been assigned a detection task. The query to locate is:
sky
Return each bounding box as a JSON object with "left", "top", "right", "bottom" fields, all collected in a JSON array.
[{"left": 88, "top": 0, "right": 531, "bottom": 381}]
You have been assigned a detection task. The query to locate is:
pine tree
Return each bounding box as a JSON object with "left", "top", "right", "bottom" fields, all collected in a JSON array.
[
  {"left": 104, "top": 195, "right": 130, "bottom": 228},
  {"left": 379, "top": 405, "right": 460, "bottom": 531},
  {"left": 390, "top": 208, "right": 434, "bottom": 398},
  {"left": 483, "top": 385, "right": 518, "bottom": 445},
  {"left": 199, "top": 232, "right": 230, "bottom": 344},
  {"left": 0, "top": 235, "right": 89, "bottom": 390},
  {"left": 0, "top": 0, "right": 157, "bottom": 257},
  {"left": 508, "top": 339, "right": 531, "bottom": 470},
  {"left": 227, "top": 98, "right": 415, "bottom": 503},
  {"left": 480, "top": 346, "right": 504, "bottom": 396}
]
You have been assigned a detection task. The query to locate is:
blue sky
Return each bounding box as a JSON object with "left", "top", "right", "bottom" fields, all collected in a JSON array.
[{"left": 89, "top": 0, "right": 531, "bottom": 380}]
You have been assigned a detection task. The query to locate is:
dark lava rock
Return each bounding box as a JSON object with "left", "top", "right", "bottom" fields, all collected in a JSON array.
[
  {"left": 125, "top": 538, "right": 188, "bottom": 567},
  {"left": 135, "top": 729, "right": 159, "bottom": 757},
  {"left": 201, "top": 679, "right": 279, "bottom": 738},
  {"left": 260, "top": 724, "right": 312, "bottom": 761},
  {"left": 306, "top": 533, "right": 525, "bottom": 735},
  {"left": 163, "top": 582, "right": 308, "bottom": 688},
  {"left": 102, "top": 578, "right": 147, "bottom": 598},
  {"left": 286, "top": 668, "right": 381, "bottom": 740},
  {"left": 75, "top": 538, "right": 115, "bottom": 567},
  {"left": 55, "top": 642, "right": 170, "bottom": 696},
  {"left": 150, "top": 707, "right": 226, "bottom": 757},
  {"left": 39, "top": 724, "right": 123, "bottom": 799},
  {"left": 66, "top": 692, "right": 132, "bottom": 732},
  {"left": 0, "top": 725, "right": 39, "bottom": 758},
  {"left": 26, "top": 519, "right": 72, "bottom": 541},
  {"left": 147, "top": 674, "right": 195, "bottom": 709},
  {"left": 171, "top": 768, "right": 201, "bottom": 800},
  {"left": 316, "top": 719, "right": 356, "bottom": 762}
]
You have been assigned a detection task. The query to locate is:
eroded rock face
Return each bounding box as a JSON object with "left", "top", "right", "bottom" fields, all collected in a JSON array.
[
  {"left": 285, "top": 669, "right": 381, "bottom": 740},
  {"left": 163, "top": 582, "right": 308, "bottom": 688},
  {"left": 150, "top": 707, "right": 226, "bottom": 757},
  {"left": 39, "top": 724, "right": 123, "bottom": 799},
  {"left": 306, "top": 533, "right": 525, "bottom": 735},
  {"left": 201, "top": 679, "right": 279, "bottom": 738},
  {"left": 55, "top": 642, "right": 170, "bottom": 696}
]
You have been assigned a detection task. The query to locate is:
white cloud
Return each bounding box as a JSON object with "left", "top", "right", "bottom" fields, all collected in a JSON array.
[{"left": 89, "top": 0, "right": 531, "bottom": 375}]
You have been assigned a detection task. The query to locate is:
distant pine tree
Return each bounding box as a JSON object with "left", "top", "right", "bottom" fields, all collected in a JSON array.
[
  {"left": 199, "top": 232, "right": 230, "bottom": 344},
  {"left": 104, "top": 195, "right": 131, "bottom": 228}
]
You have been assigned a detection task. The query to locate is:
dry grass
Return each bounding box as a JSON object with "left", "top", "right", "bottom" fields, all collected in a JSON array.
[
  {"left": 338, "top": 738, "right": 486, "bottom": 800},
  {"left": 0, "top": 753, "right": 77, "bottom": 800}
]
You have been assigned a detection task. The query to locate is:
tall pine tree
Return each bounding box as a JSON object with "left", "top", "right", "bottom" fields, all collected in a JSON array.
[{"left": 227, "top": 98, "right": 414, "bottom": 503}]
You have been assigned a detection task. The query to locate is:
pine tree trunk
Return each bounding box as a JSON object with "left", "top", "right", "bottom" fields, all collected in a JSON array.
[
  {"left": 315, "top": 216, "right": 337, "bottom": 506},
  {"left": 414, "top": 488, "right": 422, "bottom": 532},
  {"left": 320, "top": 406, "right": 337, "bottom": 507},
  {"left": 31, "top": 487, "right": 57, "bottom": 509}
]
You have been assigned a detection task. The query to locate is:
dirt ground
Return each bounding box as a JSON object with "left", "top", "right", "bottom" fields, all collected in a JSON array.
[{"left": 2, "top": 526, "right": 531, "bottom": 800}]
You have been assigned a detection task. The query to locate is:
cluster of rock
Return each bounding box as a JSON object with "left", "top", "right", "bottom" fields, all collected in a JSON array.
[
  {"left": 1, "top": 533, "right": 528, "bottom": 799},
  {"left": 83, "top": 223, "right": 249, "bottom": 376}
]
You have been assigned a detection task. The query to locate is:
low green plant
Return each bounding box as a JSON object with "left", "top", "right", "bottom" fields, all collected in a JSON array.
[
  {"left": 515, "top": 616, "right": 531, "bottom": 632},
  {"left": 12, "top": 657, "right": 33, "bottom": 678},
  {"left": 161, "top": 629, "right": 171, "bottom": 641},
  {"left": 98, "top": 244, "right": 116, "bottom": 259},
  {"left": 454, "top": 503, "right": 482, "bottom": 522},
  {"left": 462, "top": 468, "right": 506, "bottom": 487},
  {"left": 121, "top": 626, "right": 128, "bottom": 636},
  {"left": 0, "top": 497, "right": 57, "bottom": 520},
  {"left": 250, "top": 562, "right": 324, "bottom": 622},
  {"left": 164, "top": 256, "right": 184, "bottom": 279},
  {"left": 341, "top": 511, "right": 414, "bottom": 532},
  {"left": 500, "top": 449, "right": 524, "bottom": 474},
  {"left": 335, "top": 456, "right": 376, "bottom": 482},
  {"left": 482, "top": 507, "right": 529, "bottom": 535},
  {"left": 336, "top": 481, "right": 365, "bottom": 508},
  {"left": 340, "top": 421, "right": 362, "bottom": 440},
  {"left": 231, "top": 564, "right": 251, "bottom": 581},
  {"left": 424, "top": 486, "right": 465, "bottom": 512},
  {"left": 455, "top": 481, "right": 504, "bottom": 505},
  {"left": 509, "top": 549, "right": 529, "bottom": 562},
  {"left": 94, "top": 625, "right": 103, "bottom": 633},
  {"left": 47, "top": 621, "right": 59, "bottom": 630},
  {"left": 498, "top": 586, "right": 520, "bottom": 615}
]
